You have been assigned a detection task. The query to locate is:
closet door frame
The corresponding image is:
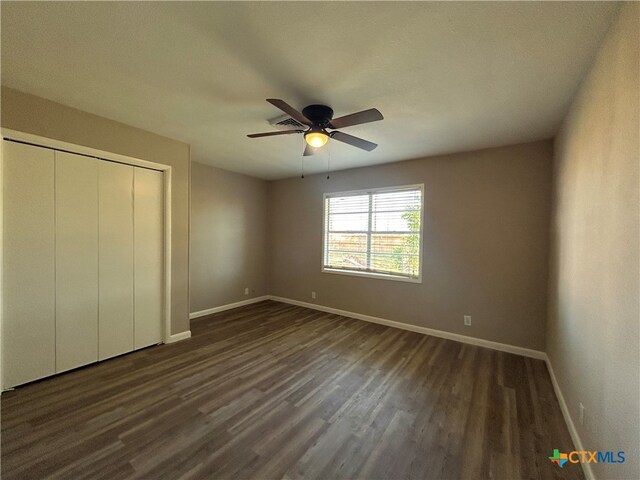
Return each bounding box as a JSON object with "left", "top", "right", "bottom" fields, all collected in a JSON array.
[{"left": 0, "top": 128, "right": 173, "bottom": 388}]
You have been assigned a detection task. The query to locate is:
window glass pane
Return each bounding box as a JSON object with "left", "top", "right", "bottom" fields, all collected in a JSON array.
[
  {"left": 328, "top": 212, "right": 368, "bottom": 232},
  {"left": 373, "top": 190, "right": 421, "bottom": 212},
  {"left": 370, "top": 253, "right": 420, "bottom": 277},
  {"left": 326, "top": 251, "right": 367, "bottom": 270},
  {"left": 328, "top": 194, "right": 369, "bottom": 214},
  {"left": 371, "top": 233, "right": 420, "bottom": 255},
  {"left": 327, "top": 233, "right": 367, "bottom": 253},
  {"left": 372, "top": 211, "right": 412, "bottom": 232}
]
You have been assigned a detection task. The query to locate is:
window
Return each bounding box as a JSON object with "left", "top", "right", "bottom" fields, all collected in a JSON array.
[{"left": 322, "top": 185, "right": 423, "bottom": 282}]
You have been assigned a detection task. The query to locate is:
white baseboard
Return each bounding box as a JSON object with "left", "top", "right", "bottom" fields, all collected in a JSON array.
[
  {"left": 269, "top": 296, "right": 546, "bottom": 360},
  {"left": 189, "top": 295, "right": 544, "bottom": 359},
  {"left": 189, "top": 295, "right": 271, "bottom": 320},
  {"left": 545, "top": 354, "right": 592, "bottom": 480},
  {"left": 165, "top": 330, "right": 191, "bottom": 343}
]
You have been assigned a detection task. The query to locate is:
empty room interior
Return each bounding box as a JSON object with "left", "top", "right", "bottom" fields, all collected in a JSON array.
[{"left": 0, "top": 2, "right": 638, "bottom": 480}]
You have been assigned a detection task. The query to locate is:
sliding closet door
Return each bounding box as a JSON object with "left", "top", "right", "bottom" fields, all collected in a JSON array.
[
  {"left": 134, "top": 168, "right": 164, "bottom": 348},
  {"left": 55, "top": 152, "right": 99, "bottom": 372},
  {"left": 2, "top": 141, "right": 55, "bottom": 388},
  {"left": 98, "top": 161, "right": 134, "bottom": 360}
]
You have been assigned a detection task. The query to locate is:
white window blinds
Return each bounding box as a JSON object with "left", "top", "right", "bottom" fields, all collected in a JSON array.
[{"left": 323, "top": 185, "right": 423, "bottom": 280}]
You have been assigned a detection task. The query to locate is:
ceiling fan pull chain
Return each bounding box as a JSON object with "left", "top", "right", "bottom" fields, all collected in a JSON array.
[
  {"left": 326, "top": 143, "right": 331, "bottom": 180},
  {"left": 301, "top": 139, "right": 305, "bottom": 179}
]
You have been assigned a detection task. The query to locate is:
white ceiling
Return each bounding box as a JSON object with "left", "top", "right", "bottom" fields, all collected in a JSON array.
[{"left": 1, "top": 2, "right": 618, "bottom": 179}]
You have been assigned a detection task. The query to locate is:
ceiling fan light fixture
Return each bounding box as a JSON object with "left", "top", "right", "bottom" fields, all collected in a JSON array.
[{"left": 305, "top": 130, "right": 329, "bottom": 148}]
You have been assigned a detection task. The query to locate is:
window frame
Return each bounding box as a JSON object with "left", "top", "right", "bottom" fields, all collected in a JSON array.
[{"left": 321, "top": 184, "right": 424, "bottom": 284}]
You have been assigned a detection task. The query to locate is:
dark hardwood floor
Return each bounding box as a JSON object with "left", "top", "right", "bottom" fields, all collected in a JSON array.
[{"left": 1, "top": 300, "right": 582, "bottom": 480}]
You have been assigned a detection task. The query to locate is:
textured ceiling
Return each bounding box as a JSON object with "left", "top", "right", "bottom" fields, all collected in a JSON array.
[{"left": 1, "top": 1, "right": 618, "bottom": 179}]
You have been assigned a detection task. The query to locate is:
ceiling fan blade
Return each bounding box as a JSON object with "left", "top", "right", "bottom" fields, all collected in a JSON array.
[
  {"left": 247, "top": 129, "right": 304, "bottom": 138},
  {"left": 303, "top": 143, "right": 316, "bottom": 156},
  {"left": 266, "top": 99, "right": 312, "bottom": 126},
  {"left": 330, "top": 131, "right": 378, "bottom": 151},
  {"left": 329, "top": 108, "right": 383, "bottom": 129}
]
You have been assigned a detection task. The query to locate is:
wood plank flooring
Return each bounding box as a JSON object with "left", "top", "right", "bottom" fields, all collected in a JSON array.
[{"left": 1, "top": 300, "right": 582, "bottom": 480}]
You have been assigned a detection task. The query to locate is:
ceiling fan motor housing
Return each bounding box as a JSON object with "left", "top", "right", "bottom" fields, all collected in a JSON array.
[{"left": 302, "top": 105, "right": 334, "bottom": 128}]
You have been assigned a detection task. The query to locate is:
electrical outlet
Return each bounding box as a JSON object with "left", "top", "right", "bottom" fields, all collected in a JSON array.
[
  {"left": 244, "top": 287, "right": 249, "bottom": 296},
  {"left": 311, "top": 291, "right": 317, "bottom": 299},
  {"left": 579, "top": 402, "right": 585, "bottom": 426},
  {"left": 464, "top": 315, "right": 471, "bottom": 326}
]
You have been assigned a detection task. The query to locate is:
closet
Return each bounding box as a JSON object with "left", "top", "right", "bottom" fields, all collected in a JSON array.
[{"left": 2, "top": 139, "right": 164, "bottom": 389}]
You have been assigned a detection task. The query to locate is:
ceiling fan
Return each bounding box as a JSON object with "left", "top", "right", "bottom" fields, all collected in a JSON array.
[{"left": 247, "top": 99, "right": 383, "bottom": 156}]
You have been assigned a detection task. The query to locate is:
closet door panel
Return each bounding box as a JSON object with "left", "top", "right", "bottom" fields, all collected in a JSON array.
[
  {"left": 134, "top": 168, "right": 164, "bottom": 349},
  {"left": 2, "top": 141, "right": 55, "bottom": 388},
  {"left": 55, "top": 152, "right": 99, "bottom": 372},
  {"left": 98, "top": 161, "right": 134, "bottom": 360}
]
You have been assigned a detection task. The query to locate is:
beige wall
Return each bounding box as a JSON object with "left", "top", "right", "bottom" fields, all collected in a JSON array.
[
  {"left": 268, "top": 141, "right": 553, "bottom": 351},
  {"left": 1, "top": 87, "right": 191, "bottom": 335},
  {"left": 547, "top": 4, "right": 639, "bottom": 479},
  {"left": 190, "top": 161, "right": 268, "bottom": 313}
]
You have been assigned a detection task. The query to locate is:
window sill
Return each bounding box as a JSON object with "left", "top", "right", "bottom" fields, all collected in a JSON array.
[{"left": 321, "top": 267, "right": 422, "bottom": 284}]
